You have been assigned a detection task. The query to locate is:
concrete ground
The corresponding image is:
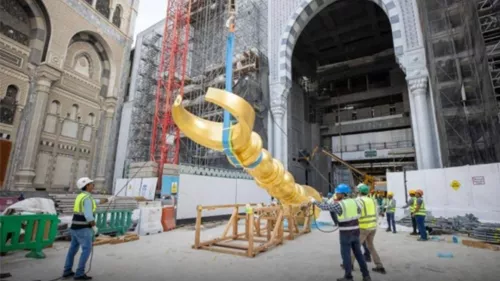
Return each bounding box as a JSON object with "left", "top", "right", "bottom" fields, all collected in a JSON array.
[{"left": 2, "top": 223, "right": 500, "bottom": 281}]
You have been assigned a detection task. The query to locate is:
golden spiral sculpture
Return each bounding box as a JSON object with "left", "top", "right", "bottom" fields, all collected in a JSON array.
[{"left": 172, "top": 88, "right": 322, "bottom": 216}]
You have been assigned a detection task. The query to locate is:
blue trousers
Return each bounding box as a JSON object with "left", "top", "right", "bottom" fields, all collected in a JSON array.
[
  {"left": 339, "top": 232, "right": 370, "bottom": 279},
  {"left": 415, "top": 215, "right": 427, "bottom": 240},
  {"left": 386, "top": 212, "right": 396, "bottom": 232},
  {"left": 63, "top": 228, "right": 93, "bottom": 277}
]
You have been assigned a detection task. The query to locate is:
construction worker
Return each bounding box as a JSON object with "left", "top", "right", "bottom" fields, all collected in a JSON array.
[
  {"left": 384, "top": 192, "right": 396, "bottom": 233},
  {"left": 412, "top": 189, "right": 427, "bottom": 241},
  {"left": 352, "top": 184, "right": 386, "bottom": 274},
  {"left": 310, "top": 183, "right": 371, "bottom": 281},
  {"left": 402, "top": 190, "right": 418, "bottom": 235},
  {"left": 62, "top": 177, "right": 114, "bottom": 280}
]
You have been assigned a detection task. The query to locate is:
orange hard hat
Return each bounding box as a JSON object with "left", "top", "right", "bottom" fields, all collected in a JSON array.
[
  {"left": 415, "top": 189, "right": 424, "bottom": 196},
  {"left": 409, "top": 189, "right": 416, "bottom": 195}
]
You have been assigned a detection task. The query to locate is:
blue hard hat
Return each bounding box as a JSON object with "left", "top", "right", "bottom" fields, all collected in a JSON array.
[{"left": 335, "top": 183, "right": 351, "bottom": 194}]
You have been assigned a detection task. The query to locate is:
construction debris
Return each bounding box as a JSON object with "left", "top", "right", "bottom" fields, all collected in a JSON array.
[
  {"left": 93, "top": 233, "right": 140, "bottom": 246},
  {"left": 398, "top": 214, "right": 500, "bottom": 244}
]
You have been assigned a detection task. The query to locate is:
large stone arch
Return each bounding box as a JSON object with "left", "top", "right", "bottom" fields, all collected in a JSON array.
[
  {"left": 68, "top": 31, "right": 112, "bottom": 97},
  {"left": 277, "top": 0, "right": 406, "bottom": 91},
  {"left": 18, "top": 0, "right": 51, "bottom": 64}
]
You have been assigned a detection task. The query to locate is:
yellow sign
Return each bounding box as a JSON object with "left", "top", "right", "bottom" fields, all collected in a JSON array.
[
  {"left": 171, "top": 182, "right": 178, "bottom": 194},
  {"left": 450, "top": 180, "right": 461, "bottom": 191}
]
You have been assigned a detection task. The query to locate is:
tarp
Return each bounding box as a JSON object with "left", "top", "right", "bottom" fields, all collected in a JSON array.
[{"left": 2, "top": 198, "right": 57, "bottom": 215}]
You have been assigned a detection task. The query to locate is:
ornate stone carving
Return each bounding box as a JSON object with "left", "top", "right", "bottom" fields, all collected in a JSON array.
[
  {"left": 401, "top": 0, "right": 420, "bottom": 49},
  {"left": 269, "top": 83, "right": 289, "bottom": 115},
  {"left": 407, "top": 76, "right": 428, "bottom": 95}
]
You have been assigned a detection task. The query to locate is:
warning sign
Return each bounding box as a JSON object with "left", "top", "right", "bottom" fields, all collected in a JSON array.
[
  {"left": 450, "top": 180, "right": 461, "bottom": 191},
  {"left": 472, "top": 176, "right": 485, "bottom": 186}
]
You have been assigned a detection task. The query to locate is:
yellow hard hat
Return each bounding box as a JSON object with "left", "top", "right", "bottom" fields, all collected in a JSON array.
[
  {"left": 387, "top": 191, "right": 394, "bottom": 196},
  {"left": 409, "top": 189, "right": 416, "bottom": 195}
]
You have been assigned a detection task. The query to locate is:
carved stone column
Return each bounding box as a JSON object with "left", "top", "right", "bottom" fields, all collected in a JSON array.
[
  {"left": 94, "top": 97, "right": 117, "bottom": 191},
  {"left": 270, "top": 83, "right": 288, "bottom": 165},
  {"left": 407, "top": 76, "right": 435, "bottom": 170},
  {"left": 15, "top": 65, "right": 61, "bottom": 190}
]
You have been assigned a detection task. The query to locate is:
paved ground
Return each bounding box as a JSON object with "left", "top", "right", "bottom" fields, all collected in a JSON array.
[{"left": 2, "top": 223, "right": 500, "bottom": 281}]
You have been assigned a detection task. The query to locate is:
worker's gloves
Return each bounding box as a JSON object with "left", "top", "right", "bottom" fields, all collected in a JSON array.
[
  {"left": 92, "top": 226, "right": 98, "bottom": 235},
  {"left": 108, "top": 196, "right": 115, "bottom": 203}
]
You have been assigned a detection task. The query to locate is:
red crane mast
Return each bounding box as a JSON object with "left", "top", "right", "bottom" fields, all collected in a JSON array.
[{"left": 151, "top": 0, "right": 192, "bottom": 187}]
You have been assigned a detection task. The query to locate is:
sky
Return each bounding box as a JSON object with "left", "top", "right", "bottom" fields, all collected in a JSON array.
[{"left": 133, "top": 0, "right": 168, "bottom": 43}]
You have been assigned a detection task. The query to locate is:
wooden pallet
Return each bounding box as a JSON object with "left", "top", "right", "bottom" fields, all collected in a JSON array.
[
  {"left": 192, "top": 203, "right": 312, "bottom": 258},
  {"left": 462, "top": 239, "right": 500, "bottom": 251},
  {"left": 93, "top": 233, "right": 139, "bottom": 246}
]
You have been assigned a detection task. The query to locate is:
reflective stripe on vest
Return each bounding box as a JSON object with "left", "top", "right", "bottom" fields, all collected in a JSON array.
[
  {"left": 415, "top": 198, "right": 426, "bottom": 216},
  {"left": 409, "top": 197, "right": 416, "bottom": 212},
  {"left": 358, "top": 197, "right": 377, "bottom": 230},
  {"left": 386, "top": 199, "right": 396, "bottom": 213},
  {"left": 337, "top": 199, "right": 360, "bottom": 231},
  {"left": 73, "top": 192, "right": 96, "bottom": 216}
]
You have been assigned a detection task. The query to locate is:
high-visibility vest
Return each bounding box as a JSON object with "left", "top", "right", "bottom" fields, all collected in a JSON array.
[
  {"left": 386, "top": 198, "right": 396, "bottom": 213},
  {"left": 71, "top": 192, "right": 97, "bottom": 228},
  {"left": 409, "top": 197, "right": 416, "bottom": 212},
  {"left": 357, "top": 197, "right": 377, "bottom": 230},
  {"left": 415, "top": 198, "right": 426, "bottom": 216},
  {"left": 337, "top": 199, "right": 360, "bottom": 231}
]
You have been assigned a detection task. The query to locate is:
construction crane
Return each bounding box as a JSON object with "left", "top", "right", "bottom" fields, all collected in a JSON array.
[
  {"left": 308, "top": 146, "right": 377, "bottom": 192},
  {"left": 151, "top": 0, "right": 192, "bottom": 189}
]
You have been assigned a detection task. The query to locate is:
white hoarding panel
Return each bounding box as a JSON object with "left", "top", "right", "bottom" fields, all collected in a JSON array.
[
  {"left": 139, "top": 178, "right": 158, "bottom": 200},
  {"left": 235, "top": 179, "right": 271, "bottom": 205}
]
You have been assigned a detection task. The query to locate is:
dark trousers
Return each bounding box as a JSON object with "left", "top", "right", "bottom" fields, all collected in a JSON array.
[
  {"left": 339, "top": 232, "right": 370, "bottom": 279},
  {"left": 331, "top": 212, "right": 370, "bottom": 260},
  {"left": 416, "top": 215, "right": 427, "bottom": 240},
  {"left": 411, "top": 216, "right": 418, "bottom": 233},
  {"left": 386, "top": 212, "right": 396, "bottom": 232}
]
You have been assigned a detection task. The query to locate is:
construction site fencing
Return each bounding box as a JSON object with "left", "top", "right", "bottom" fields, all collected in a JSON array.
[
  {"left": 0, "top": 214, "right": 59, "bottom": 259},
  {"left": 388, "top": 162, "right": 500, "bottom": 223},
  {"left": 95, "top": 210, "right": 133, "bottom": 236}
]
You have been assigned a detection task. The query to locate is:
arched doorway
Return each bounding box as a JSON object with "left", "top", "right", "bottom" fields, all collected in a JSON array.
[{"left": 275, "top": 0, "right": 435, "bottom": 193}]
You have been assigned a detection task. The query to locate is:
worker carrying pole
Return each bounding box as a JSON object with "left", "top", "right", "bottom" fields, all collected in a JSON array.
[
  {"left": 61, "top": 177, "right": 115, "bottom": 280},
  {"left": 308, "top": 184, "right": 372, "bottom": 281}
]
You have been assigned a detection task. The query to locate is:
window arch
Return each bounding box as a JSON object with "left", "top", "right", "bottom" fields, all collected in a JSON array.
[
  {"left": 49, "top": 100, "right": 60, "bottom": 115},
  {"left": 87, "top": 113, "right": 96, "bottom": 126},
  {"left": 96, "top": 0, "right": 110, "bottom": 18},
  {"left": 112, "top": 5, "right": 122, "bottom": 28},
  {"left": 0, "top": 85, "right": 18, "bottom": 125},
  {"left": 69, "top": 104, "right": 79, "bottom": 120}
]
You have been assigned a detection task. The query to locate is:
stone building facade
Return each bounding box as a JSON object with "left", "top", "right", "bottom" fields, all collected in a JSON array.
[
  {"left": 267, "top": 0, "right": 442, "bottom": 171},
  {"left": 0, "top": 0, "right": 138, "bottom": 191}
]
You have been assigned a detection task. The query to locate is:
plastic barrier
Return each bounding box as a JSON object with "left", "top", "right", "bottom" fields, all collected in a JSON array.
[
  {"left": 0, "top": 214, "right": 59, "bottom": 259},
  {"left": 95, "top": 210, "right": 132, "bottom": 236},
  {"left": 161, "top": 206, "right": 175, "bottom": 231}
]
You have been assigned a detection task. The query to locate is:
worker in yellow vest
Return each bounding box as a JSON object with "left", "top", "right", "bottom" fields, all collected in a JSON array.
[
  {"left": 412, "top": 189, "right": 428, "bottom": 241},
  {"left": 310, "top": 184, "right": 371, "bottom": 281},
  {"left": 402, "top": 189, "right": 418, "bottom": 235},
  {"left": 62, "top": 177, "right": 114, "bottom": 280},
  {"left": 351, "top": 184, "right": 386, "bottom": 274},
  {"left": 384, "top": 192, "right": 396, "bottom": 233}
]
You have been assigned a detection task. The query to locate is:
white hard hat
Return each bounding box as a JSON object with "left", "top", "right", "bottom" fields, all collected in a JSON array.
[{"left": 76, "top": 177, "right": 94, "bottom": 190}]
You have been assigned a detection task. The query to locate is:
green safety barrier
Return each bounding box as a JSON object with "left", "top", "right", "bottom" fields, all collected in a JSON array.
[
  {"left": 0, "top": 214, "right": 59, "bottom": 259},
  {"left": 95, "top": 210, "right": 132, "bottom": 236}
]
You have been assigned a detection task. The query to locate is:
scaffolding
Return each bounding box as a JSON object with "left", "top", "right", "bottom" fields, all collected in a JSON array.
[
  {"left": 126, "top": 0, "right": 269, "bottom": 171},
  {"left": 178, "top": 0, "right": 269, "bottom": 169},
  {"left": 420, "top": 0, "right": 500, "bottom": 167}
]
